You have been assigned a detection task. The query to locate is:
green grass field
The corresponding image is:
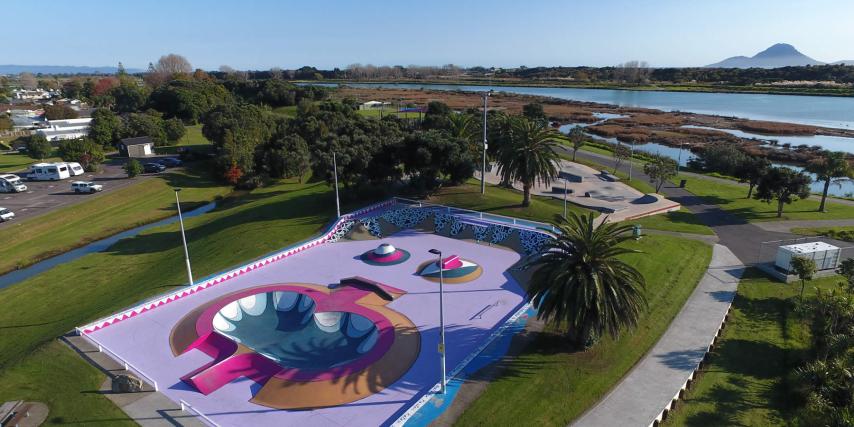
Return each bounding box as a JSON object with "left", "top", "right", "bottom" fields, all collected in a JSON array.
[
  {"left": 678, "top": 173, "right": 854, "bottom": 222},
  {"left": 175, "top": 124, "right": 211, "bottom": 147},
  {"left": 356, "top": 108, "right": 422, "bottom": 119},
  {"left": 664, "top": 271, "right": 842, "bottom": 426},
  {"left": 0, "top": 164, "right": 232, "bottom": 275},
  {"left": 791, "top": 225, "right": 854, "bottom": 242},
  {"left": 0, "top": 151, "right": 60, "bottom": 173},
  {"left": 272, "top": 105, "right": 298, "bottom": 117},
  {"left": 457, "top": 235, "right": 713, "bottom": 426}
]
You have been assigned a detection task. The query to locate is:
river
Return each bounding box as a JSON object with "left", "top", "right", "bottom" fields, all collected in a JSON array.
[{"left": 323, "top": 82, "right": 854, "bottom": 130}]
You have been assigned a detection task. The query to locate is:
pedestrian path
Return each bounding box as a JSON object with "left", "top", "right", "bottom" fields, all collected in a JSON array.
[{"left": 572, "top": 244, "right": 745, "bottom": 427}]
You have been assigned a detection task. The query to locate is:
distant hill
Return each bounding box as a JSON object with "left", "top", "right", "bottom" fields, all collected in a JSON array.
[
  {"left": 833, "top": 60, "right": 854, "bottom": 66},
  {"left": 706, "top": 43, "right": 824, "bottom": 68},
  {"left": 0, "top": 64, "right": 143, "bottom": 75}
]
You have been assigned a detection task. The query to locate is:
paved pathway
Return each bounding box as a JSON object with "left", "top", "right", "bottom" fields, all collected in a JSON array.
[{"left": 572, "top": 245, "right": 745, "bottom": 427}]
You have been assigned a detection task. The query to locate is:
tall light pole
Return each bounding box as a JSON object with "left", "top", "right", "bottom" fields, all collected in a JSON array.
[
  {"left": 628, "top": 141, "right": 634, "bottom": 181},
  {"left": 332, "top": 152, "right": 340, "bottom": 218},
  {"left": 428, "top": 248, "right": 447, "bottom": 394},
  {"left": 676, "top": 142, "right": 684, "bottom": 175},
  {"left": 481, "top": 90, "right": 492, "bottom": 194},
  {"left": 174, "top": 188, "right": 194, "bottom": 287},
  {"left": 563, "top": 178, "right": 568, "bottom": 219}
]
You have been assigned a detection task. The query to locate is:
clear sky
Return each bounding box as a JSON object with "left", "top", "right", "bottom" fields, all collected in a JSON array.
[{"left": 3, "top": 0, "right": 853, "bottom": 70}]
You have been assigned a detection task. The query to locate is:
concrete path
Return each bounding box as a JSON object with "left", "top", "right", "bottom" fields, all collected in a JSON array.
[{"left": 572, "top": 245, "right": 745, "bottom": 427}]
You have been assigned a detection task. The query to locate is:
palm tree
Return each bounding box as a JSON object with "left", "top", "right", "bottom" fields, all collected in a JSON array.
[
  {"left": 524, "top": 212, "right": 647, "bottom": 349},
  {"left": 446, "top": 112, "right": 478, "bottom": 142},
  {"left": 806, "top": 151, "right": 853, "bottom": 212},
  {"left": 495, "top": 117, "right": 560, "bottom": 206}
]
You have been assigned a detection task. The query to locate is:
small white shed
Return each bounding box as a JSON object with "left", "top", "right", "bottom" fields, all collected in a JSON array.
[{"left": 774, "top": 241, "right": 841, "bottom": 273}]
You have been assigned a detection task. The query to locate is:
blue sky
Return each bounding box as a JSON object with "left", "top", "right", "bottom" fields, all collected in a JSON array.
[{"left": 3, "top": 0, "right": 853, "bottom": 70}]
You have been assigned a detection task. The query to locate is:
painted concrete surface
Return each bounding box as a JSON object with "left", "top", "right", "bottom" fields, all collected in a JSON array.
[
  {"left": 572, "top": 244, "right": 744, "bottom": 427},
  {"left": 87, "top": 231, "right": 526, "bottom": 427}
]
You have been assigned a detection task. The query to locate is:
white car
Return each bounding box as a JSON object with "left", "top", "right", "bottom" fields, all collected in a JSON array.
[
  {"left": 0, "top": 207, "right": 14, "bottom": 222},
  {"left": 71, "top": 181, "right": 104, "bottom": 194},
  {"left": 0, "top": 174, "right": 27, "bottom": 193}
]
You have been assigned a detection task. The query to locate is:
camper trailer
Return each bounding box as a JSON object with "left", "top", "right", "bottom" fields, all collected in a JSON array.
[
  {"left": 28, "top": 163, "right": 71, "bottom": 181},
  {"left": 66, "top": 162, "right": 85, "bottom": 176}
]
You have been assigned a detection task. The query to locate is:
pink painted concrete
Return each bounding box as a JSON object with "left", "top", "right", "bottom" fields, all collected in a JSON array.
[{"left": 87, "top": 231, "right": 525, "bottom": 427}]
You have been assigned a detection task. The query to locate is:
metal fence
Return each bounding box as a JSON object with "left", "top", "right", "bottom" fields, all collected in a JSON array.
[
  {"left": 393, "top": 197, "right": 559, "bottom": 234},
  {"left": 179, "top": 400, "right": 220, "bottom": 427},
  {"left": 75, "top": 328, "right": 159, "bottom": 392}
]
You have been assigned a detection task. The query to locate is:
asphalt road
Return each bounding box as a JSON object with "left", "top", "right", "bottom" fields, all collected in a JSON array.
[{"left": 0, "top": 158, "right": 156, "bottom": 224}]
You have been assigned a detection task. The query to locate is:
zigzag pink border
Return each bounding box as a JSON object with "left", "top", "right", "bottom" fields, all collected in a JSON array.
[{"left": 79, "top": 200, "right": 396, "bottom": 334}]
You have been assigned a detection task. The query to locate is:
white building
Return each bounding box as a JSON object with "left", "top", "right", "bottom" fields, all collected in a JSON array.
[
  {"left": 36, "top": 118, "right": 92, "bottom": 141},
  {"left": 359, "top": 100, "right": 391, "bottom": 110},
  {"left": 13, "top": 89, "right": 52, "bottom": 100},
  {"left": 774, "top": 241, "right": 841, "bottom": 273}
]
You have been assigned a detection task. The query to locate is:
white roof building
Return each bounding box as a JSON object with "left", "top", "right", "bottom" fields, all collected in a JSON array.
[{"left": 36, "top": 118, "right": 93, "bottom": 141}]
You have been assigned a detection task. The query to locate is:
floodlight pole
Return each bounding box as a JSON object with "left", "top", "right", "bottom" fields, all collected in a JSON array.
[
  {"left": 677, "top": 142, "right": 684, "bottom": 175},
  {"left": 629, "top": 141, "right": 634, "bottom": 181},
  {"left": 333, "top": 152, "right": 340, "bottom": 218},
  {"left": 429, "top": 248, "right": 447, "bottom": 394},
  {"left": 481, "top": 91, "right": 491, "bottom": 194},
  {"left": 174, "top": 189, "right": 194, "bottom": 287}
]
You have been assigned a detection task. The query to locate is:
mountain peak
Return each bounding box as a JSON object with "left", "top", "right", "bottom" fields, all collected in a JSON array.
[
  {"left": 754, "top": 43, "right": 800, "bottom": 58},
  {"left": 706, "top": 43, "right": 823, "bottom": 68}
]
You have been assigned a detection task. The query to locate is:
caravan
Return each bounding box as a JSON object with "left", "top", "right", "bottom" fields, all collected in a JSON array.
[
  {"left": 66, "top": 162, "right": 85, "bottom": 176},
  {"left": 28, "top": 162, "right": 71, "bottom": 181}
]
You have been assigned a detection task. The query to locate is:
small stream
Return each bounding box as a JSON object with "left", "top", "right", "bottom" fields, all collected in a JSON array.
[{"left": 0, "top": 202, "right": 216, "bottom": 290}]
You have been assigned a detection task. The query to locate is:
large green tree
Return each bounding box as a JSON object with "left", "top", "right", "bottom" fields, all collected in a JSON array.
[
  {"left": 88, "top": 108, "right": 123, "bottom": 147},
  {"left": 806, "top": 151, "right": 853, "bottom": 212},
  {"left": 123, "top": 113, "right": 167, "bottom": 146},
  {"left": 495, "top": 117, "right": 560, "bottom": 206},
  {"left": 525, "top": 212, "right": 647, "bottom": 349},
  {"left": 734, "top": 155, "right": 771, "bottom": 198},
  {"left": 643, "top": 157, "right": 678, "bottom": 192},
  {"left": 754, "top": 166, "right": 812, "bottom": 218},
  {"left": 148, "top": 79, "right": 232, "bottom": 123},
  {"left": 57, "top": 138, "right": 105, "bottom": 171},
  {"left": 26, "top": 134, "right": 53, "bottom": 160}
]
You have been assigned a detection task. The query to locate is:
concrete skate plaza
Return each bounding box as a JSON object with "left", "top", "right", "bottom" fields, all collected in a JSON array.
[{"left": 86, "top": 231, "right": 525, "bottom": 426}]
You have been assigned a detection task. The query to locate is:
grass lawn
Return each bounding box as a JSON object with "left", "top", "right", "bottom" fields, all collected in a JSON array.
[
  {"left": 175, "top": 124, "right": 211, "bottom": 147},
  {"left": 456, "top": 234, "right": 713, "bottom": 426},
  {"left": 664, "top": 270, "right": 842, "bottom": 426},
  {"left": 0, "top": 164, "right": 232, "bottom": 274},
  {"left": 790, "top": 225, "right": 854, "bottom": 242},
  {"left": 631, "top": 208, "right": 716, "bottom": 235},
  {"left": 0, "top": 340, "right": 135, "bottom": 425},
  {"left": 272, "top": 105, "right": 298, "bottom": 117},
  {"left": 0, "top": 151, "right": 60, "bottom": 173},
  {"left": 357, "top": 108, "right": 422, "bottom": 119},
  {"left": 0, "top": 177, "right": 600, "bottom": 423},
  {"left": 678, "top": 173, "right": 854, "bottom": 222}
]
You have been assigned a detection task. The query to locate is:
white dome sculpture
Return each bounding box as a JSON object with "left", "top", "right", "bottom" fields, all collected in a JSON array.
[{"left": 374, "top": 243, "right": 396, "bottom": 256}]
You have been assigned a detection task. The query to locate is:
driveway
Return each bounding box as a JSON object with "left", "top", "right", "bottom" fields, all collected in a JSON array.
[{"left": 0, "top": 158, "right": 156, "bottom": 224}]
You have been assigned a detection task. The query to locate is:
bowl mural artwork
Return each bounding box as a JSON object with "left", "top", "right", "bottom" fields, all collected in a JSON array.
[{"left": 169, "top": 278, "right": 420, "bottom": 409}]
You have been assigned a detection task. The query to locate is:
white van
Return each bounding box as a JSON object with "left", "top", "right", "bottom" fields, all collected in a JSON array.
[
  {"left": 0, "top": 207, "right": 14, "bottom": 222},
  {"left": 28, "top": 162, "right": 71, "bottom": 181},
  {"left": 66, "top": 162, "right": 85, "bottom": 176},
  {"left": 0, "top": 174, "right": 27, "bottom": 193}
]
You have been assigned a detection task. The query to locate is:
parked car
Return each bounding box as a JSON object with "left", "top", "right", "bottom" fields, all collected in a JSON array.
[
  {"left": 0, "top": 207, "right": 14, "bottom": 222},
  {"left": 157, "top": 157, "right": 182, "bottom": 167},
  {"left": 71, "top": 181, "right": 104, "bottom": 193},
  {"left": 0, "top": 174, "right": 27, "bottom": 193},
  {"left": 143, "top": 162, "right": 167, "bottom": 173}
]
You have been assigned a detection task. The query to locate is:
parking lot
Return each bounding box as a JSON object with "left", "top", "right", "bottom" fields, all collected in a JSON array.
[{"left": 0, "top": 158, "right": 158, "bottom": 224}]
